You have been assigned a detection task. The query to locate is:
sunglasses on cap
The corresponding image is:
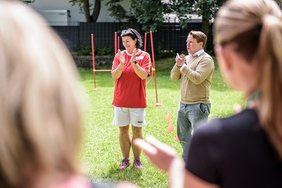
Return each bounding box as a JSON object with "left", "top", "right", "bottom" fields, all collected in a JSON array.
[{"left": 121, "top": 29, "right": 137, "bottom": 38}]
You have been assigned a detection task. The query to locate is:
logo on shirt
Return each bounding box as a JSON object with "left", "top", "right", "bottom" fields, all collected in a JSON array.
[{"left": 136, "top": 56, "right": 144, "bottom": 60}]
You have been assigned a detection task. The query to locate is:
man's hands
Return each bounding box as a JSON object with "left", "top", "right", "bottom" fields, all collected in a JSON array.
[{"left": 175, "top": 53, "right": 186, "bottom": 67}]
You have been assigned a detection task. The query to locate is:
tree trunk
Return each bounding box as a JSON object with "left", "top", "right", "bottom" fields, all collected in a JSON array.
[
  {"left": 91, "top": 0, "right": 101, "bottom": 22},
  {"left": 83, "top": 0, "right": 92, "bottom": 22},
  {"left": 201, "top": 15, "right": 209, "bottom": 37},
  {"left": 201, "top": 1, "right": 210, "bottom": 46}
]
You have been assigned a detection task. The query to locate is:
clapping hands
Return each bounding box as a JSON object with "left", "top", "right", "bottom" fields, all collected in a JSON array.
[
  {"left": 134, "top": 136, "right": 179, "bottom": 172},
  {"left": 117, "top": 49, "right": 125, "bottom": 68},
  {"left": 130, "top": 48, "right": 137, "bottom": 64},
  {"left": 134, "top": 136, "right": 185, "bottom": 188},
  {"left": 175, "top": 53, "right": 186, "bottom": 67}
]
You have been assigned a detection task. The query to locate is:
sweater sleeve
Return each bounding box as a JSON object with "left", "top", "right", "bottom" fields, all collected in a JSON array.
[{"left": 170, "top": 64, "right": 181, "bottom": 80}]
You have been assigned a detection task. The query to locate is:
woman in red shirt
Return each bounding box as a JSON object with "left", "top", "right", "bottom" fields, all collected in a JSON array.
[{"left": 111, "top": 28, "right": 151, "bottom": 170}]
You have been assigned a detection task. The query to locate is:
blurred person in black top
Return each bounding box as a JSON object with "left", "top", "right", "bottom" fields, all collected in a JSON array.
[{"left": 134, "top": 0, "right": 282, "bottom": 187}]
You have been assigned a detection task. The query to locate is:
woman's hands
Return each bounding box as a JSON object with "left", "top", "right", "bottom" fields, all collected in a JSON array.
[
  {"left": 130, "top": 48, "right": 137, "bottom": 64},
  {"left": 134, "top": 136, "right": 185, "bottom": 188},
  {"left": 117, "top": 49, "right": 125, "bottom": 69},
  {"left": 134, "top": 136, "right": 181, "bottom": 172},
  {"left": 111, "top": 49, "right": 125, "bottom": 80}
]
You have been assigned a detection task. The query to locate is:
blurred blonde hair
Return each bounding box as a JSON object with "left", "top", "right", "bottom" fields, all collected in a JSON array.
[
  {"left": 0, "top": 0, "right": 83, "bottom": 187},
  {"left": 214, "top": 0, "right": 282, "bottom": 158}
]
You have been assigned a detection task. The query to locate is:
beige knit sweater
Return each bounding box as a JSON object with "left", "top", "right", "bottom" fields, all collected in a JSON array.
[{"left": 171, "top": 52, "right": 214, "bottom": 104}]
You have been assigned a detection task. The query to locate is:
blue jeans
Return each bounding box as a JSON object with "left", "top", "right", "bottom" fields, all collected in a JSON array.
[{"left": 177, "top": 102, "right": 210, "bottom": 162}]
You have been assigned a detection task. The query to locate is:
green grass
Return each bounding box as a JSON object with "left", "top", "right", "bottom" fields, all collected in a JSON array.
[{"left": 79, "top": 58, "right": 244, "bottom": 187}]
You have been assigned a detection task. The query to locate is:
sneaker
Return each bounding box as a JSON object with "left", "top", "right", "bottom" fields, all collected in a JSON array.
[
  {"left": 119, "top": 159, "right": 130, "bottom": 170},
  {"left": 133, "top": 158, "right": 143, "bottom": 170}
]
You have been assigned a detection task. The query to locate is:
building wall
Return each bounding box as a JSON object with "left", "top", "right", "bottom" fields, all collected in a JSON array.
[{"left": 29, "top": 0, "right": 130, "bottom": 24}]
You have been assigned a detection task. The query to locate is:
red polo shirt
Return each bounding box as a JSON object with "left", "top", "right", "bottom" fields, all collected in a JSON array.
[{"left": 112, "top": 50, "right": 151, "bottom": 108}]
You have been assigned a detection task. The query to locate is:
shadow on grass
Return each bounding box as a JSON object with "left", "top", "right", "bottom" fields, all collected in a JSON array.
[{"left": 101, "top": 164, "right": 143, "bottom": 183}]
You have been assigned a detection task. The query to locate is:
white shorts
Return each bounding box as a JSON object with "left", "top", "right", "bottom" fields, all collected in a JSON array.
[{"left": 113, "top": 107, "right": 146, "bottom": 127}]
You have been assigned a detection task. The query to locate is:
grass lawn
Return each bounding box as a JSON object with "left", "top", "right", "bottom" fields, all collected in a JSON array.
[{"left": 78, "top": 57, "right": 244, "bottom": 187}]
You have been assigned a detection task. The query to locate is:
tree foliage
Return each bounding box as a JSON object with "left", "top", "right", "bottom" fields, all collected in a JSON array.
[
  {"left": 129, "top": 0, "right": 165, "bottom": 32},
  {"left": 105, "top": 0, "right": 129, "bottom": 22},
  {"left": 164, "top": 0, "right": 226, "bottom": 35},
  {"left": 163, "top": 0, "right": 193, "bottom": 27},
  {"left": 69, "top": 0, "right": 226, "bottom": 34},
  {"left": 191, "top": 0, "right": 226, "bottom": 35},
  {"left": 126, "top": 0, "right": 226, "bottom": 34},
  {"left": 105, "top": 0, "right": 165, "bottom": 31}
]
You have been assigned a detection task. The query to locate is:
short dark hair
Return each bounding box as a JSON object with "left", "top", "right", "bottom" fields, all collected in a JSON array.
[
  {"left": 189, "top": 30, "right": 207, "bottom": 48},
  {"left": 120, "top": 28, "right": 143, "bottom": 48}
]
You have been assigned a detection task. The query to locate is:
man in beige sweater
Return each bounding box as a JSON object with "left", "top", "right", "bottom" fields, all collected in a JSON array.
[{"left": 171, "top": 31, "right": 214, "bottom": 162}]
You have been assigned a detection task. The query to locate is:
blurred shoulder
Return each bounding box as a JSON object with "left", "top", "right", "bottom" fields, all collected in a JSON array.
[
  {"left": 194, "top": 109, "right": 259, "bottom": 140},
  {"left": 138, "top": 49, "right": 150, "bottom": 57},
  {"left": 203, "top": 52, "right": 213, "bottom": 62}
]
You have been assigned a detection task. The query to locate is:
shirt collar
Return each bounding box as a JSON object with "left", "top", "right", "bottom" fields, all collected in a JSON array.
[
  {"left": 192, "top": 49, "right": 204, "bottom": 57},
  {"left": 125, "top": 49, "right": 141, "bottom": 56}
]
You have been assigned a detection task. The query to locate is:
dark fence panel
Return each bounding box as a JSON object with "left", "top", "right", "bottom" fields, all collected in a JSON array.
[
  {"left": 157, "top": 23, "right": 202, "bottom": 53},
  {"left": 52, "top": 26, "right": 79, "bottom": 50},
  {"left": 52, "top": 22, "right": 214, "bottom": 57},
  {"left": 79, "top": 22, "right": 142, "bottom": 49}
]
